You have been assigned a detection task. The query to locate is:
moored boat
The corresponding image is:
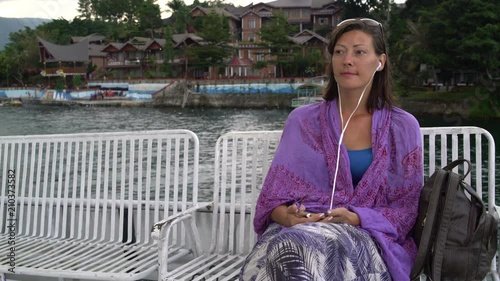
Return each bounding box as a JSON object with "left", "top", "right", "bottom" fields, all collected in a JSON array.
[
  {"left": 291, "top": 76, "right": 325, "bottom": 108},
  {"left": 0, "top": 99, "right": 23, "bottom": 107}
]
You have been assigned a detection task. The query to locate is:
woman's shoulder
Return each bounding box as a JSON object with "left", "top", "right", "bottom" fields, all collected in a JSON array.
[
  {"left": 389, "top": 106, "right": 422, "bottom": 140},
  {"left": 391, "top": 106, "right": 420, "bottom": 131},
  {"left": 287, "top": 102, "right": 323, "bottom": 122}
]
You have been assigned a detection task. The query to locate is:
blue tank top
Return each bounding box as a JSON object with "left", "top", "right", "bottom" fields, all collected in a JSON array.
[{"left": 347, "top": 148, "right": 373, "bottom": 186}]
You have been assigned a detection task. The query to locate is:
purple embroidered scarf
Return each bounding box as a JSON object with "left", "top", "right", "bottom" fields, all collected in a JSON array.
[{"left": 253, "top": 100, "right": 423, "bottom": 281}]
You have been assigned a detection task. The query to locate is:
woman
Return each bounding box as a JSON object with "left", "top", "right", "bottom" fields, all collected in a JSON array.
[{"left": 239, "top": 18, "right": 423, "bottom": 281}]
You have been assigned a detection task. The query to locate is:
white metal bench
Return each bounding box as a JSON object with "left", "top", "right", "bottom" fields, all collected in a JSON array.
[
  {"left": 0, "top": 130, "right": 201, "bottom": 280},
  {"left": 155, "top": 126, "right": 498, "bottom": 281}
]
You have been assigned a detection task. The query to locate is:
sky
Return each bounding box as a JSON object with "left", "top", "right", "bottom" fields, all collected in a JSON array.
[{"left": 0, "top": 0, "right": 405, "bottom": 20}]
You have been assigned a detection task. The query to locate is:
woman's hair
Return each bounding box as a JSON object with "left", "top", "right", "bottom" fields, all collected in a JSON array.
[{"left": 323, "top": 19, "right": 395, "bottom": 111}]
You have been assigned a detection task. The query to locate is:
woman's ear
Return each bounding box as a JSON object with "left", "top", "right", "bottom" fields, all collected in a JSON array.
[{"left": 377, "top": 54, "right": 387, "bottom": 71}]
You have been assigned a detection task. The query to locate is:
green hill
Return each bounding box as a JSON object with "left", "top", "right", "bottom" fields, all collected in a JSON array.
[{"left": 0, "top": 17, "right": 50, "bottom": 50}]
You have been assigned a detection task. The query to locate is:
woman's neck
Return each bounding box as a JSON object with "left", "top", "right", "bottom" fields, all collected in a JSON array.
[{"left": 338, "top": 90, "right": 369, "bottom": 116}]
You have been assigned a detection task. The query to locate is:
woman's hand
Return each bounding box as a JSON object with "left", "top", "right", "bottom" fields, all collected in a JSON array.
[
  {"left": 322, "top": 207, "right": 361, "bottom": 226},
  {"left": 270, "top": 204, "right": 325, "bottom": 227}
]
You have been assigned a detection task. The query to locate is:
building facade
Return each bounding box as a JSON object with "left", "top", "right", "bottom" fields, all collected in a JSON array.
[{"left": 38, "top": 0, "right": 342, "bottom": 80}]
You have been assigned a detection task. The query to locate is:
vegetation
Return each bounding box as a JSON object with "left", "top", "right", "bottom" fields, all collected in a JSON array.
[
  {"left": 0, "top": 0, "right": 497, "bottom": 109},
  {"left": 162, "top": 26, "right": 174, "bottom": 77},
  {"left": 167, "top": 0, "right": 191, "bottom": 34},
  {"left": 388, "top": 0, "right": 499, "bottom": 101},
  {"left": 341, "top": 0, "right": 390, "bottom": 19},
  {"left": 188, "top": 11, "right": 233, "bottom": 78},
  {"left": 72, "top": 75, "right": 83, "bottom": 89},
  {"left": 257, "top": 12, "right": 298, "bottom": 77},
  {"left": 404, "top": 88, "right": 483, "bottom": 101},
  {"left": 55, "top": 76, "right": 65, "bottom": 92}
]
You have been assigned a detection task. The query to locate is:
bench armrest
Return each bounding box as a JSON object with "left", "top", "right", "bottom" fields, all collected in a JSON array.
[
  {"left": 151, "top": 202, "right": 212, "bottom": 280},
  {"left": 151, "top": 202, "right": 213, "bottom": 235}
]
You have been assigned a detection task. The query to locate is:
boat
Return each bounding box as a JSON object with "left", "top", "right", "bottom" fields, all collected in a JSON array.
[
  {"left": 291, "top": 76, "right": 325, "bottom": 108},
  {"left": 0, "top": 99, "right": 23, "bottom": 107},
  {"left": 291, "top": 95, "right": 324, "bottom": 107}
]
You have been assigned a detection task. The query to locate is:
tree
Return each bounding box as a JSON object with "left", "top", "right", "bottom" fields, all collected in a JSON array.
[
  {"left": 285, "top": 49, "right": 324, "bottom": 77},
  {"left": 87, "top": 62, "right": 97, "bottom": 79},
  {"left": 340, "top": 0, "right": 389, "bottom": 19},
  {"left": 163, "top": 26, "right": 175, "bottom": 77},
  {"left": 341, "top": 0, "right": 371, "bottom": 18},
  {"left": 189, "top": 11, "right": 232, "bottom": 78},
  {"left": 418, "top": 0, "right": 499, "bottom": 95},
  {"left": 167, "top": 0, "right": 189, "bottom": 78},
  {"left": 55, "top": 76, "right": 65, "bottom": 92},
  {"left": 37, "top": 19, "right": 73, "bottom": 44},
  {"left": 3, "top": 27, "right": 40, "bottom": 86},
  {"left": 0, "top": 52, "right": 12, "bottom": 86},
  {"left": 167, "top": 0, "right": 189, "bottom": 34},
  {"left": 137, "top": 0, "right": 163, "bottom": 37},
  {"left": 394, "top": 18, "right": 438, "bottom": 92},
  {"left": 251, "top": 61, "right": 268, "bottom": 77},
  {"left": 82, "top": 0, "right": 139, "bottom": 24},
  {"left": 91, "top": 0, "right": 127, "bottom": 22},
  {"left": 206, "top": 0, "right": 227, "bottom": 7},
  {"left": 77, "top": 0, "right": 94, "bottom": 20},
  {"left": 400, "top": 0, "right": 443, "bottom": 20},
  {"left": 72, "top": 75, "right": 83, "bottom": 89},
  {"left": 68, "top": 18, "right": 110, "bottom": 37},
  {"left": 307, "top": 49, "right": 324, "bottom": 77},
  {"left": 257, "top": 12, "right": 297, "bottom": 77}
]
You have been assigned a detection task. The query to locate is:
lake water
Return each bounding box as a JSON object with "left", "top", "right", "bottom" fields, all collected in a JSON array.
[{"left": 0, "top": 104, "right": 498, "bottom": 199}]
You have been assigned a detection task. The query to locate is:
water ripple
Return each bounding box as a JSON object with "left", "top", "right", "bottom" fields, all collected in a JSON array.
[{"left": 0, "top": 105, "right": 291, "bottom": 200}]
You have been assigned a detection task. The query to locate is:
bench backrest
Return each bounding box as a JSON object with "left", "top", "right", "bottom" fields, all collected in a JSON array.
[
  {"left": 210, "top": 126, "right": 497, "bottom": 259},
  {"left": 0, "top": 130, "right": 199, "bottom": 247}
]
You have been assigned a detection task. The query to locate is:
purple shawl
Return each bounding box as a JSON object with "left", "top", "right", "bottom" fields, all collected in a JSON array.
[{"left": 253, "top": 100, "right": 423, "bottom": 281}]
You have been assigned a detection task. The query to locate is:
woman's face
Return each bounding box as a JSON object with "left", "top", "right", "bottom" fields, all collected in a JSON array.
[{"left": 331, "top": 30, "right": 384, "bottom": 92}]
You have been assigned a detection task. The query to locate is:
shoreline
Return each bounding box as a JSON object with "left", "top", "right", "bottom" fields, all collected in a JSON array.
[
  {"left": 8, "top": 96, "right": 500, "bottom": 120},
  {"left": 34, "top": 99, "right": 152, "bottom": 107}
]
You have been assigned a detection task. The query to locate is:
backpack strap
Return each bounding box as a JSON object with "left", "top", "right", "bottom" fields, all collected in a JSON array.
[
  {"left": 410, "top": 169, "right": 447, "bottom": 280},
  {"left": 431, "top": 169, "right": 461, "bottom": 281},
  {"left": 443, "top": 159, "right": 471, "bottom": 178}
]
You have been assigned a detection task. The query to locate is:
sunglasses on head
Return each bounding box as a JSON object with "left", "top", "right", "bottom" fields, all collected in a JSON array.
[{"left": 337, "top": 18, "right": 385, "bottom": 42}]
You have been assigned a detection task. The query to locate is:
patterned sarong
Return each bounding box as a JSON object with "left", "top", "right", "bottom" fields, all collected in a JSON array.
[{"left": 240, "top": 222, "right": 392, "bottom": 281}]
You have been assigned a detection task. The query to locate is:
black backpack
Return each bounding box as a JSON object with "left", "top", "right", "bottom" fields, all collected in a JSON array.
[{"left": 411, "top": 159, "right": 498, "bottom": 281}]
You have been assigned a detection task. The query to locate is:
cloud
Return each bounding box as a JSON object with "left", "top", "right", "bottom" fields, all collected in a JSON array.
[
  {"left": 0, "top": 0, "right": 79, "bottom": 19},
  {"left": 0, "top": 0, "right": 405, "bottom": 20},
  {"left": 0, "top": 0, "right": 263, "bottom": 19}
]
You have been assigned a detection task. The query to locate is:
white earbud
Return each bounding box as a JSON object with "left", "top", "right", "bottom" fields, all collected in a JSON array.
[{"left": 376, "top": 62, "right": 382, "bottom": 71}]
